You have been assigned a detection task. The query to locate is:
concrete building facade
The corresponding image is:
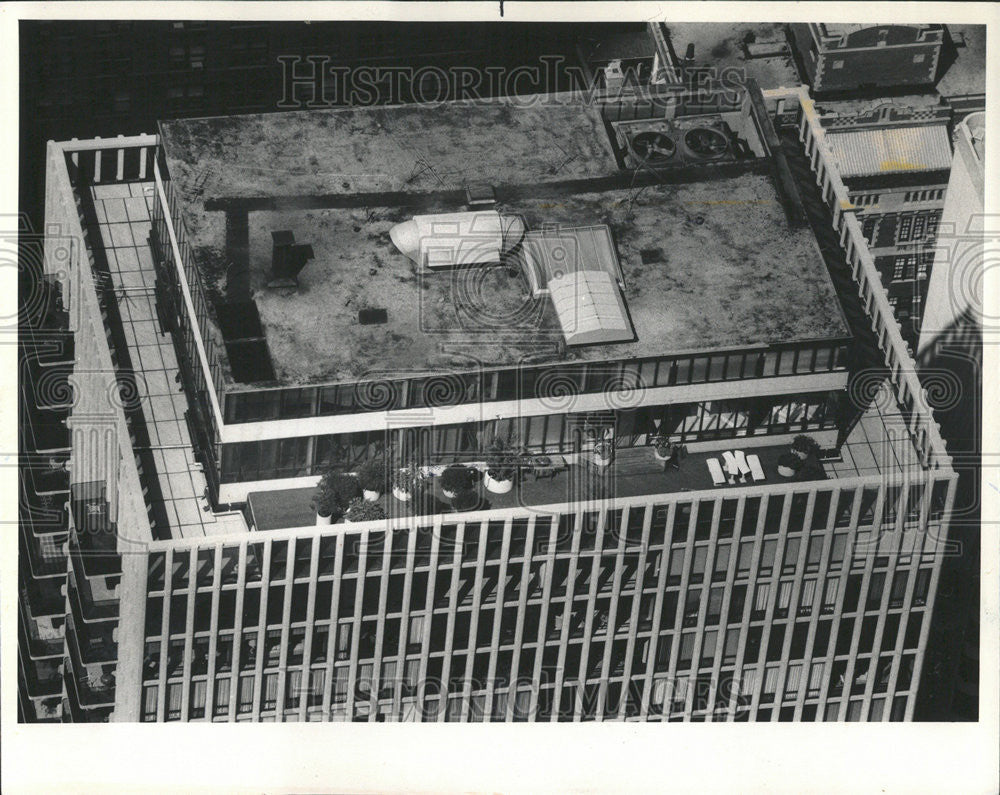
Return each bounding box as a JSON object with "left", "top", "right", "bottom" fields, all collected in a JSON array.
[{"left": 913, "top": 112, "right": 985, "bottom": 720}]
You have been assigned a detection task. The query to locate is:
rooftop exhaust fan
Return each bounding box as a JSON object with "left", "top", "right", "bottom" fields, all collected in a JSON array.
[
  {"left": 683, "top": 127, "right": 730, "bottom": 158},
  {"left": 630, "top": 130, "right": 677, "bottom": 161},
  {"left": 267, "top": 230, "right": 314, "bottom": 288}
]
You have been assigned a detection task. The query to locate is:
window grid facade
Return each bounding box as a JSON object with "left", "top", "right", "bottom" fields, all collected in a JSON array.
[{"left": 134, "top": 476, "right": 949, "bottom": 723}]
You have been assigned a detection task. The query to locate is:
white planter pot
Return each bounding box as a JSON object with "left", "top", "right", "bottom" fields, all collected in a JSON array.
[
  {"left": 484, "top": 473, "right": 513, "bottom": 494},
  {"left": 653, "top": 448, "right": 670, "bottom": 462},
  {"left": 442, "top": 488, "right": 458, "bottom": 500},
  {"left": 777, "top": 465, "right": 797, "bottom": 478},
  {"left": 392, "top": 486, "right": 412, "bottom": 502},
  {"left": 363, "top": 489, "right": 381, "bottom": 502},
  {"left": 592, "top": 452, "right": 613, "bottom": 468},
  {"left": 316, "top": 513, "right": 332, "bottom": 526}
]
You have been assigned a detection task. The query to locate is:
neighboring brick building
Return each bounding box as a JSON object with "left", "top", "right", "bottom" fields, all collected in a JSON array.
[
  {"left": 788, "top": 24, "right": 944, "bottom": 95},
  {"left": 817, "top": 101, "right": 954, "bottom": 351}
]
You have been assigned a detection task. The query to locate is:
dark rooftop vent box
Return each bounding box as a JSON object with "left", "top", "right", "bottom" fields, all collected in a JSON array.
[
  {"left": 465, "top": 184, "right": 496, "bottom": 207},
  {"left": 268, "top": 229, "right": 314, "bottom": 287},
  {"left": 359, "top": 308, "right": 388, "bottom": 325},
  {"left": 640, "top": 248, "right": 663, "bottom": 265}
]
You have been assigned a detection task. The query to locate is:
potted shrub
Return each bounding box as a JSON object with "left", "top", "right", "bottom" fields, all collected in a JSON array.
[
  {"left": 792, "top": 436, "right": 824, "bottom": 481},
  {"left": 330, "top": 472, "right": 362, "bottom": 508},
  {"left": 312, "top": 469, "right": 344, "bottom": 525},
  {"left": 777, "top": 452, "right": 802, "bottom": 478},
  {"left": 312, "top": 488, "right": 337, "bottom": 526},
  {"left": 358, "top": 457, "right": 387, "bottom": 501},
  {"left": 344, "top": 497, "right": 387, "bottom": 524},
  {"left": 484, "top": 432, "right": 519, "bottom": 494},
  {"left": 791, "top": 435, "right": 819, "bottom": 460},
  {"left": 392, "top": 464, "right": 421, "bottom": 502},
  {"left": 651, "top": 434, "right": 673, "bottom": 461},
  {"left": 592, "top": 440, "right": 614, "bottom": 468},
  {"left": 440, "top": 464, "right": 476, "bottom": 499}
]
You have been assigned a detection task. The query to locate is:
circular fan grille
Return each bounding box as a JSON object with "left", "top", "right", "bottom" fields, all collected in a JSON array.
[
  {"left": 629, "top": 131, "right": 677, "bottom": 161},
  {"left": 684, "top": 127, "right": 730, "bottom": 157}
]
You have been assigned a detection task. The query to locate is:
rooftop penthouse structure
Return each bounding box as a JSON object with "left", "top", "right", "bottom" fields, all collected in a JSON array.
[
  {"left": 149, "top": 84, "right": 854, "bottom": 506},
  {"left": 22, "top": 80, "right": 957, "bottom": 725}
]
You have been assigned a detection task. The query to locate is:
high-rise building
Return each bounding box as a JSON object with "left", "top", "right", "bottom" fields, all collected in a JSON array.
[
  {"left": 918, "top": 111, "right": 985, "bottom": 356},
  {"left": 21, "top": 78, "right": 959, "bottom": 724},
  {"left": 912, "top": 112, "right": 985, "bottom": 720},
  {"left": 777, "top": 20, "right": 984, "bottom": 352}
]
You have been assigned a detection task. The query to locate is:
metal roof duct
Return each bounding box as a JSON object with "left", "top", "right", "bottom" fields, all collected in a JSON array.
[{"left": 389, "top": 211, "right": 526, "bottom": 269}]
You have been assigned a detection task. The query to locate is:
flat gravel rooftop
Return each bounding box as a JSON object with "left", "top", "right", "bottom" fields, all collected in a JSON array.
[{"left": 160, "top": 99, "right": 849, "bottom": 387}]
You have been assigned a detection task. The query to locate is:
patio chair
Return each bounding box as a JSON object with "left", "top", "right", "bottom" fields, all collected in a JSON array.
[{"left": 747, "top": 453, "right": 766, "bottom": 482}]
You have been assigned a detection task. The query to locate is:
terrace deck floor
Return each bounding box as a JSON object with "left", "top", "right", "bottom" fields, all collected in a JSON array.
[{"left": 87, "top": 181, "right": 248, "bottom": 540}]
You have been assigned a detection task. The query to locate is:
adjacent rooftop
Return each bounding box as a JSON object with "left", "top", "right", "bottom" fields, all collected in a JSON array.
[
  {"left": 936, "top": 24, "right": 987, "bottom": 97},
  {"left": 825, "top": 124, "right": 953, "bottom": 178},
  {"left": 661, "top": 22, "right": 802, "bottom": 91},
  {"left": 160, "top": 95, "right": 849, "bottom": 388}
]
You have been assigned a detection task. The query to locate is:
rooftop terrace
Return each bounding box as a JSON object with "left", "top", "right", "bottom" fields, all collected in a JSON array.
[
  {"left": 248, "top": 387, "right": 921, "bottom": 532},
  {"left": 936, "top": 24, "right": 987, "bottom": 97},
  {"left": 87, "top": 181, "right": 248, "bottom": 540},
  {"left": 160, "top": 99, "right": 848, "bottom": 387}
]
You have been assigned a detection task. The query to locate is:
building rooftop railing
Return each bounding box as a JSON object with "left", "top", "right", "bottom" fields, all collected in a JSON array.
[{"left": 763, "top": 86, "right": 954, "bottom": 476}]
